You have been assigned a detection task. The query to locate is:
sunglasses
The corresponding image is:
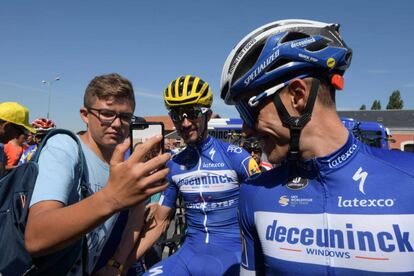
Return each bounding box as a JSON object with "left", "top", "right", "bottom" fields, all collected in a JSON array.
[
  {"left": 169, "top": 107, "right": 209, "bottom": 123},
  {"left": 243, "top": 146, "right": 262, "bottom": 154},
  {"left": 235, "top": 74, "right": 309, "bottom": 128}
]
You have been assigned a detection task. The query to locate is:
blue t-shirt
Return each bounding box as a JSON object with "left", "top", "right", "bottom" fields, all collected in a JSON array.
[
  {"left": 239, "top": 133, "right": 414, "bottom": 275},
  {"left": 30, "top": 134, "right": 118, "bottom": 275}
]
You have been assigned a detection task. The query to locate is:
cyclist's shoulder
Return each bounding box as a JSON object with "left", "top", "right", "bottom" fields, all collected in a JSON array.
[
  {"left": 168, "top": 146, "right": 195, "bottom": 168},
  {"left": 211, "top": 137, "right": 249, "bottom": 158},
  {"left": 360, "top": 144, "right": 414, "bottom": 175}
]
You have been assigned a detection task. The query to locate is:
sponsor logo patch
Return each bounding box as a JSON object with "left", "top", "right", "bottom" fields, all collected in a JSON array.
[
  {"left": 286, "top": 177, "right": 309, "bottom": 190},
  {"left": 248, "top": 158, "right": 261, "bottom": 176},
  {"left": 254, "top": 212, "right": 414, "bottom": 272}
]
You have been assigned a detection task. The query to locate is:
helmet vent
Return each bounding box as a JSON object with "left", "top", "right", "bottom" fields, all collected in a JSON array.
[
  {"left": 305, "top": 37, "right": 331, "bottom": 52},
  {"left": 232, "top": 43, "right": 265, "bottom": 84},
  {"left": 266, "top": 58, "right": 291, "bottom": 73},
  {"left": 280, "top": 32, "right": 309, "bottom": 44}
]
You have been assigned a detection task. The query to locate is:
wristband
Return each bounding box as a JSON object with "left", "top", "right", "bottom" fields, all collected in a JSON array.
[{"left": 107, "top": 257, "right": 124, "bottom": 273}]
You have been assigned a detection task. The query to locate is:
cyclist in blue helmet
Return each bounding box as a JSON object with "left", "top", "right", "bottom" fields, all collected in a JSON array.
[{"left": 221, "top": 19, "right": 414, "bottom": 274}]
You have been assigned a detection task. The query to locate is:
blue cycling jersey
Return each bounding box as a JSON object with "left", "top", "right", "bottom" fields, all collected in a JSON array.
[
  {"left": 160, "top": 135, "right": 259, "bottom": 245},
  {"left": 148, "top": 136, "right": 259, "bottom": 275},
  {"left": 239, "top": 133, "right": 414, "bottom": 275}
]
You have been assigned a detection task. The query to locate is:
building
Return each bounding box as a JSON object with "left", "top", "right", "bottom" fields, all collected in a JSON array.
[{"left": 338, "top": 110, "right": 414, "bottom": 152}]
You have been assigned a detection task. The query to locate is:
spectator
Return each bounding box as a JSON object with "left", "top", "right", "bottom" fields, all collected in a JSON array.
[
  {"left": 4, "top": 130, "right": 27, "bottom": 171},
  {"left": 19, "top": 118, "right": 56, "bottom": 165},
  {"left": 0, "top": 101, "right": 36, "bottom": 177},
  {"left": 24, "top": 73, "right": 170, "bottom": 275},
  {"left": 241, "top": 137, "right": 273, "bottom": 172}
]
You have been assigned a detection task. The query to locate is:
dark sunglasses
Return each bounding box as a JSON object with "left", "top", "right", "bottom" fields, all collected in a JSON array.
[
  {"left": 87, "top": 107, "right": 134, "bottom": 125},
  {"left": 169, "top": 107, "right": 209, "bottom": 123},
  {"left": 243, "top": 146, "right": 262, "bottom": 154},
  {"left": 236, "top": 75, "right": 308, "bottom": 128}
]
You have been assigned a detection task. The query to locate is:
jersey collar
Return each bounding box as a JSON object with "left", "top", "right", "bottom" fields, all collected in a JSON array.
[{"left": 296, "top": 131, "right": 361, "bottom": 177}]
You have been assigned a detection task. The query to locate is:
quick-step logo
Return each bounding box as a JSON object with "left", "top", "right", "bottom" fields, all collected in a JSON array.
[{"left": 254, "top": 212, "right": 414, "bottom": 272}]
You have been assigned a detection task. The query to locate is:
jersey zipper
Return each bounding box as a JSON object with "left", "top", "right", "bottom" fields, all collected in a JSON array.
[{"left": 196, "top": 148, "right": 210, "bottom": 243}]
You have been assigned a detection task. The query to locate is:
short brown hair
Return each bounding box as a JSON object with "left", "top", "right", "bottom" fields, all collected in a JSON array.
[
  {"left": 84, "top": 73, "right": 135, "bottom": 110},
  {"left": 316, "top": 78, "right": 336, "bottom": 108}
]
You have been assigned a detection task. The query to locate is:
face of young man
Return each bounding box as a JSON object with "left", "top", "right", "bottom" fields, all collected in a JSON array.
[{"left": 81, "top": 98, "right": 133, "bottom": 150}]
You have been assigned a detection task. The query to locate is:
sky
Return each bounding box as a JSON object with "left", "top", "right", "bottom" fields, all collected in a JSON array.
[{"left": 1, "top": 0, "right": 413, "bottom": 132}]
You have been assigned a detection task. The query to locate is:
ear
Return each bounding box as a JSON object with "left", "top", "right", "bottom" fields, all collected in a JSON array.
[
  {"left": 80, "top": 107, "right": 89, "bottom": 125},
  {"left": 206, "top": 109, "right": 213, "bottom": 121},
  {"left": 287, "top": 79, "right": 308, "bottom": 113}
]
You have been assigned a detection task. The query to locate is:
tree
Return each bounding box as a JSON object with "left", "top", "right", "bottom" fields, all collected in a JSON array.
[
  {"left": 359, "top": 104, "right": 366, "bottom": 110},
  {"left": 371, "top": 100, "right": 381, "bottom": 110},
  {"left": 386, "top": 90, "right": 404, "bottom": 109}
]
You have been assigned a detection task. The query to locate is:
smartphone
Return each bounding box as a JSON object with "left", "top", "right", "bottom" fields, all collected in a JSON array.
[{"left": 130, "top": 122, "right": 165, "bottom": 159}]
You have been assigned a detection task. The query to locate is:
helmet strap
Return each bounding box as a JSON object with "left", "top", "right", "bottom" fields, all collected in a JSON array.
[{"left": 272, "top": 78, "right": 320, "bottom": 162}]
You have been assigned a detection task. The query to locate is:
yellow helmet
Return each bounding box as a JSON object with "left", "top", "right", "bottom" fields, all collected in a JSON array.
[{"left": 164, "top": 75, "right": 213, "bottom": 109}]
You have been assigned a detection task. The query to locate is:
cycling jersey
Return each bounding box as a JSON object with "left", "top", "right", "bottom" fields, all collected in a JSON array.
[
  {"left": 152, "top": 135, "right": 260, "bottom": 275},
  {"left": 239, "top": 133, "right": 414, "bottom": 275}
]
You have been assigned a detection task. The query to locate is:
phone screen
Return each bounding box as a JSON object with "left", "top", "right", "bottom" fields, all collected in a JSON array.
[{"left": 130, "top": 122, "right": 164, "bottom": 159}]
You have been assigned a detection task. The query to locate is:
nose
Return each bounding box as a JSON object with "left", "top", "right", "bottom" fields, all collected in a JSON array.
[
  {"left": 180, "top": 117, "right": 192, "bottom": 128},
  {"left": 111, "top": 116, "right": 122, "bottom": 128}
]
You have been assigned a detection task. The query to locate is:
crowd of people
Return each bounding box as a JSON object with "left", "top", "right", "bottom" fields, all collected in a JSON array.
[{"left": 1, "top": 18, "right": 414, "bottom": 276}]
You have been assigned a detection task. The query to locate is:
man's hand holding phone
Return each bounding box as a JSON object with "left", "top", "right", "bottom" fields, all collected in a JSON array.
[{"left": 102, "top": 134, "right": 171, "bottom": 212}]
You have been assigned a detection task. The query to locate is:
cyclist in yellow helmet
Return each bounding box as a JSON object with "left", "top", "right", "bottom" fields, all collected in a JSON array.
[
  {"left": 164, "top": 75, "right": 213, "bottom": 145},
  {"left": 133, "top": 75, "right": 260, "bottom": 275}
]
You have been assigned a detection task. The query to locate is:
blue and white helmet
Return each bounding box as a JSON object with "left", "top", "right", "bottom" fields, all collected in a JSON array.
[{"left": 220, "top": 19, "right": 352, "bottom": 104}]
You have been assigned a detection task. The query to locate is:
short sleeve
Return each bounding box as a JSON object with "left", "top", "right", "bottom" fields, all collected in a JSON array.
[
  {"left": 30, "top": 134, "right": 80, "bottom": 206},
  {"left": 239, "top": 184, "right": 263, "bottom": 274},
  {"left": 225, "top": 144, "right": 261, "bottom": 182},
  {"left": 159, "top": 160, "right": 178, "bottom": 208}
]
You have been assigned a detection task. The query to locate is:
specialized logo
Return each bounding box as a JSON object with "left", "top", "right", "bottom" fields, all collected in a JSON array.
[
  {"left": 327, "top": 57, "right": 336, "bottom": 68},
  {"left": 209, "top": 147, "right": 216, "bottom": 161},
  {"left": 148, "top": 265, "right": 163, "bottom": 276},
  {"left": 328, "top": 143, "right": 357, "bottom": 168},
  {"left": 286, "top": 177, "right": 309, "bottom": 190},
  {"left": 244, "top": 50, "right": 280, "bottom": 86},
  {"left": 352, "top": 167, "right": 367, "bottom": 195},
  {"left": 254, "top": 212, "right": 414, "bottom": 272}
]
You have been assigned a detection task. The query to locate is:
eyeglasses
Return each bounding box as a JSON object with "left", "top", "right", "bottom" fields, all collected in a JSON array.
[
  {"left": 87, "top": 107, "right": 134, "bottom": 125},
  {"left": 243, "top": 146, "right": 261, "bottom": 154},
  {"left": 169, "top": 106, "right": 209, "bottom": 123},
  {"left": 236, "top": 74, "right": 308, "bottom": 128}
]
